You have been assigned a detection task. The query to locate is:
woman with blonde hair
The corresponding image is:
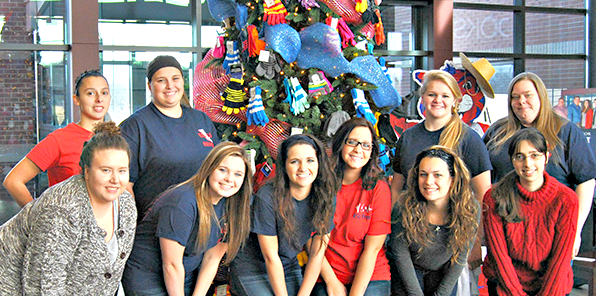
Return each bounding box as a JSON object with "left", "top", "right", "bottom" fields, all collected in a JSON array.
[
  {"left": 122, "top": 142, "right": 252, "bottom": 295},
  {"left": 484, "top": 72, "right": 596, "bottom": 256},
  {"left": 483, "top": 128, "right": 577, "bottom": 295},
  {"left": 391, "top": 70, "right": 491, "bottom": 268},
  {"left": 388, "top": 146, "right": 479, "bottom": 296}
]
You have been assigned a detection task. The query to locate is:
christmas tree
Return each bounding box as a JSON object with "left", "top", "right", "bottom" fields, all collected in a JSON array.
[{"left": 193, "top": 0, "right": 401, "bottom": 174}]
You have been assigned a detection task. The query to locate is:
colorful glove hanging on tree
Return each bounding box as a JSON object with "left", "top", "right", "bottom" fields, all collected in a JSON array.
[
  {"left": 355, "top": 0, "right": 368, "bottom": 13},
  {"left": 247, "top": 86, "right": 269, "bottom": 126},
  {"left": 374, "top": 9, "right": 385, "bottom": 45},
  {"left": 377, "top": 142, "right": 390, "bottom": 171},
  {"left": 213, "top": 36, "right": 225, "bottom": 59},
  {"left": 247, "top": 25, "right": 266, "bottom": 58},
  {"left": 221, "top": 67, "right": 247, "bottom": 115},
  {"left": 222, "top": 40, "right": 240, "bottom": 74},
  {"left": 351, "top": 88, "right": 377, "bottom": 124},
  {"left": 263, "top": 0, "right": 288, "bottom": 25},
  {"left": 290, "top": 77, "right": 310, "bottom": 115},
  {"left": 308, "top": 71, "right": 333, "bottom": 98},
  {"left": 334, "top": 17, "right": 357, "bottom": 48},
  {"left": 378, "top": 57, "right": 392, "bottom": 84},
  {"left": 255, "top": 50, "right": 281, "bottom": 80}
]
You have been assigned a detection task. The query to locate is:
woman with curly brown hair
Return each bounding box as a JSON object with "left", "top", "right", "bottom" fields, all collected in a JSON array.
[
  {"left": 388, "top": 146, "right": 479, "bottom": 296},
  {"left": 230, "top": 134, "right": 338, "bottom": 296}
]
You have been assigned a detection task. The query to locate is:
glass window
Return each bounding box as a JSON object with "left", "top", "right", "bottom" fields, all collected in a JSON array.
[
  {"left": 526, "top": 13, "right": 585, "bottom": 55},
  {"left": 526, "top": 59, "right": 586, "bottom": 89},
  {"left": 0, "top": 0, "right": 66, "bottom": 45},
  {"left": 383, "top": 56, "right": 413, "bottom": 97},
  {"left": 526, "top": 0, "right": 586, "bottom": 9},
  {"left": 453, "top": 9, "right": 513, "bottom": 53},
  {"left": 376, "top": 6, "right": 412, "bottom": 52},
  {"left": 101, "top": 51, "right": 193, "bottom": 124},
  {"left": 454, "top": 0, "right": 512, "bottom": 4}
]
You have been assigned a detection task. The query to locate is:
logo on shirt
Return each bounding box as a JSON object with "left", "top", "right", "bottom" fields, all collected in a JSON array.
[
  {"left": 198, "top": 129, "right": 214, "bottom": 147},
  {"left": 353, "top": 203, "right": 372, "bottom": 220}
]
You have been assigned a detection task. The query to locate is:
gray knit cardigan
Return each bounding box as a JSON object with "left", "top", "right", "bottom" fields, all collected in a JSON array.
[{"left": 0, "top": 175, "right": 137, "bottom": 295}]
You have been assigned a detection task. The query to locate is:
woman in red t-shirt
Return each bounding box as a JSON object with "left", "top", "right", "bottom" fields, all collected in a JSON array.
[{"left": 313, "top": 117, "right": 392, "bottom": 296}]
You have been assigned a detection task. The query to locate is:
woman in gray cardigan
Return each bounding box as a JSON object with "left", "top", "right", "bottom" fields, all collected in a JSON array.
[{"left": 0, "top": 121, "right": 137, "bottom": 295}]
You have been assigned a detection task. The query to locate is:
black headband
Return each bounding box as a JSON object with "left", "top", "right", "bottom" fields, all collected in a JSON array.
[{"left": 147, "top": 55, "right": 183, "bottom": 82}]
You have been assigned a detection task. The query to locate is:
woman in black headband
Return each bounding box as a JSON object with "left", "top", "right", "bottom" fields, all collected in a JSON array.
[
  {"left": 119, "top": 55, "right": 220, "bottom": 221},
  {"left": 388, "top": 145, "right": 479, "bottom": 296}
]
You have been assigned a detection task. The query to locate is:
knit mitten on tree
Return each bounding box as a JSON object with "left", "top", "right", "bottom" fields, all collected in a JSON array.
[
  {"left": 355, "top": 0, "right": 368, "bottom": 13},
  {"left": 352, "top": 88, "right": 377, "bottom": 124},
  {"left": 290, "top": 77, "right": 310, "bottom": 115},
  {"left": 221, "top": 67, "right": 246, "bottom": 115},
  {"left": 336, "top": 18, "right": 357, "bottom": 48},
  {"left": 247, "top": 86, "right": 269, "bottom": 126},
  {"left": 377, "top": 142, "right": 390, "bottom": 170},
  {"left": 308, "top": 71, "right": 333, "bottom": 98},
  {"left": 222, "top": 41, "right": 240, "bottom": 74},
  {"left": 263, "top": 0, "right": 288, "bottom": 25},
  {"left": 379, "top": 57, "right": 392, "bottom": 83},
  {"left": 255, "top": 50, "right": 281, "bottom": 80}
]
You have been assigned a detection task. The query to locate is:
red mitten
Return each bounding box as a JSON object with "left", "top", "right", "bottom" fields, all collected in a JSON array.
[
  {"left": 374, "top": 9, "right": 385, "bottom": 45},
  {"left": 337, "top": 18, "right": 357, "bottom": 48},
  {"left": 263, "top": 0, "right": 288, "bottom": 25}
]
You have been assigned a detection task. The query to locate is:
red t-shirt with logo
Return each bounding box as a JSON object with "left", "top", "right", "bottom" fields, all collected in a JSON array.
[{"left": 324, "top": 178, "right": 392, "bottom": 284}]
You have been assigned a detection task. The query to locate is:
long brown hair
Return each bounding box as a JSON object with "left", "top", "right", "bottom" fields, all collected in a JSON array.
[
  {"left": 398, "top": 145, "right": 478, "bottom": 265},
  {"left": 330, "top": 117, "right": 382, "bottom": 190},
  {"left": 485, "top": 72, "right": 564, "bottom": 164},
  {"left": 273, "top": 134, "right": 338, "bottom": 251},
  {"left": 491, "top": 128, "right": 548, "bottom": 222},
  {"left": 177, "top": 141, "right": 252, "bottom": 263},
  {"left": 420, "top": 70, "right": 466, "bottom": 153}
]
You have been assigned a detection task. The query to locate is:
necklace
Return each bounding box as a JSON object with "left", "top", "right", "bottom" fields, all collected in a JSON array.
[{"left": 435, "top": 225, "right": 441, "bottom": 232}]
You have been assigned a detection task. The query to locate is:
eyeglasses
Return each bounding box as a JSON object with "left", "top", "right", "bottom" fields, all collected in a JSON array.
[
  {"left": 345, "top": 138, "right": 373, "bottom": 151},
  {"left": 512, "top": 152, "right": 544, "bottom": 162}
]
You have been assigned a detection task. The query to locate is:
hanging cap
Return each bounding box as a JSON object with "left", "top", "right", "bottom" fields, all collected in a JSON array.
[
  {"left": 147, "top": 55, "right": 183, "bottom": 82},
  {"left": 459, "top": 52, "right": 495, "bottom": 98}
]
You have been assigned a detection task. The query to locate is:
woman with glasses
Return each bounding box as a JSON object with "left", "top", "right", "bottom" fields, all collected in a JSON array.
[
  {"left": 483, "top": 128, "right": 577, "bottom": 295},
  {"left": 312, "top": 118, "right": 391, "bottom": 296},
  {"left": 388, "top": 146, "right": 479, "bottom": 296},
  {"left": 484, "top": 72, "right": 596, "bottom": 257},
  {"left": 390, "top": 70, "right": 492, "bottom": 270},
  {"left": 230, "top": 134, "right": 337, "bottom": 296},
  {"left": 4, "top": 69, "right": 111, "bottom": 207}
]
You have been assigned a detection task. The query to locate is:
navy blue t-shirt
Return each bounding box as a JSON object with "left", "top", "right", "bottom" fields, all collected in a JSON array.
[
  {"left": 484, "top": 120, "right": 596, "bottom": 188},
  {"left": 392, "top": 122, "right": 492, "bottom": 190},
  {"left": 122, "top": 183, "right": 226, "bottom": 292},
  {"left": 231, "top": 184, "right": 335, "bottom": 275},
  {"left": 120, "top": 102, "right": 220, "bottom": 220}
]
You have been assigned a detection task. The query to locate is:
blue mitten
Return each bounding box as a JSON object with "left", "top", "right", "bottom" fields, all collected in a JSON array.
[
  {"left": 222, "top": 41, "right": 240, "bottom": 74},
  {"left": 352, "top": 88, "right": 377, "bottom": 125},
  {"left": 379, "top": 57, "right": 392, "bottom": 84},
  {"left": 290, "top": 77, "right": 309, "bottom": 115},
  {"left": 247, "top": 86, "right": 269, "bottom": 126},
  {"left": 377, "top": 142, "right": 390, "bottom": 171},
  {"left": 283, "top": 77, "right": 295, "bottom": 113}
]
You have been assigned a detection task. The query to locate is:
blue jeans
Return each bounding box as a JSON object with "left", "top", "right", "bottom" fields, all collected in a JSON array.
[
  {"left": 312, "top": 280, "right": 390, "bottom": 296},
  {"left": 122, "top": 275, "right": 195, "bottom": 296},
  {"left": 231, "top": 268, "right": 303, "bottom": 296}
]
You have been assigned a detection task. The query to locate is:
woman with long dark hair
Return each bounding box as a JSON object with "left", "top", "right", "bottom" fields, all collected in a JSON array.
[
  {"left": 483, "top": 128, "right": 577, "bottom": 295},
  {"left": 388, "top": 146, "right": 479, "bottom": 296},
  {"left": 230, "top": 134, "right": 338, "bottom": 296},
  {"left": 122, "top": 142, "right": 252, "bottom": 295},
  {"left": 313, "top": 117, "right": 391, "bottom": 296}
]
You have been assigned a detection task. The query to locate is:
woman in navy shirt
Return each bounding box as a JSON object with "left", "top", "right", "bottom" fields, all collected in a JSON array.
[
  {"left": 122, "top": 142, "right": 252, "bottom": 295},
  {"left": 230, "top": 134, "right": 338, "bottom": 296}
]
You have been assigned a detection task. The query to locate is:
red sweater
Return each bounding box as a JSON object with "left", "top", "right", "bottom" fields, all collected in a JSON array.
[{"left": 483, "top": 173, "right": 578, "bottom": 296}]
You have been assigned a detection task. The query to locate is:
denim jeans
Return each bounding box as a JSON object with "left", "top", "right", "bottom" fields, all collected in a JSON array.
[
  {"left": 231, "top": 268, "right": 303, "bottom": 296},
  {"left": 122, "top": 275, "right": 195, "bottom": 296},
  {"left": 311, "top": 280, "right": 390, "bottom": 296}
]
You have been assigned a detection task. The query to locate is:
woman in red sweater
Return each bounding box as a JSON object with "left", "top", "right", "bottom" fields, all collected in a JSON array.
[{"left": 483, "top": 127, "right": 578, "bottom": 296}]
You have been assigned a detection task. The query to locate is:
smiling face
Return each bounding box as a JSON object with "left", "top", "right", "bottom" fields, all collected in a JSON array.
[
  {"left": 73, "top": 76, "right": 111, "bottom": 122},
  {"left": 417, "top": 156, "right": 453, "bottom": 206},
  {"left": 285, "top": 144, "right": 318, "bottom": 194},
  {"left": 208, "top": 155, "right": 246, "bottom": 204},
  {"left": 85, "top": 149, "right": 130, "bottom": 206},
  {"left": 510, "top": 79, "right": 541, "bottom": 127},
  {"left": 512, "top": 140, "right": 547, "bottom": 191},
  {"left": 421, "top": 80, "right": 456, "bottom": 122},
  {"left": 148, "top": 66, "right": 184, "bottom": 113},
  {"left": 342, "top": 126, "right": 373, "bottom": 173}
]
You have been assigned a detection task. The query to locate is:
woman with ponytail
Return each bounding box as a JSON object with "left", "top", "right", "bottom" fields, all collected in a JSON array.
[
  {"left": 0, "top": 122, "right": 136, "bottom": 295},
  {"left": 122, "top": 142, "right": 252, "bottom": 296},
  {"left": 483, "top": 128, "right": 577, "bottom": 295}
]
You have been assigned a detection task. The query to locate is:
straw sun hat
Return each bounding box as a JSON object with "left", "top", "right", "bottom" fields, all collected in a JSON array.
[{"left": 459, "top": 52, "right": 495, "bottom": 98}]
